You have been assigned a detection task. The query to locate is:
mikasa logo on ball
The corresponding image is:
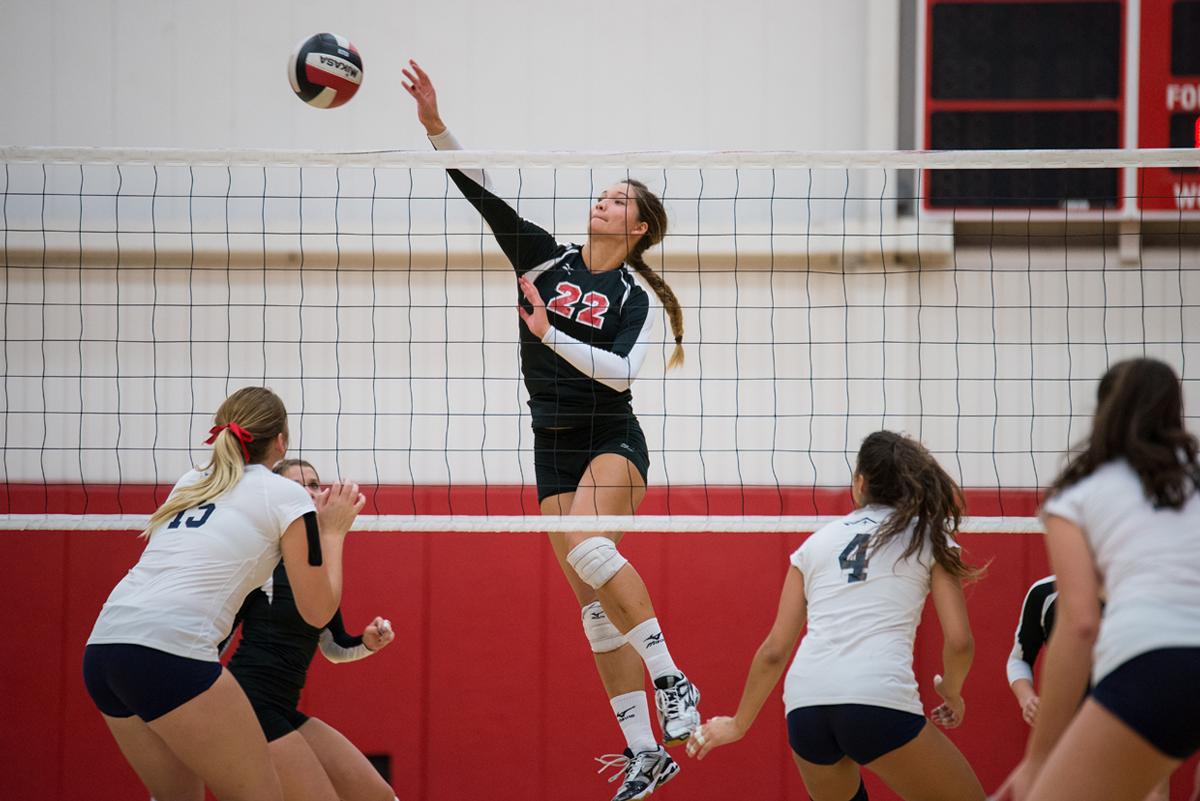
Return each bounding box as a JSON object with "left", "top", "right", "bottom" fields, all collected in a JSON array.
[{"left": 312, "top": 54, "right": 360, "bottom": 81}]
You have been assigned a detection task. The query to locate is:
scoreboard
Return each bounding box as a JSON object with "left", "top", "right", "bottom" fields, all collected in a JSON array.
[
  {"left": 921, "top": 0, "right": 1200, "bottom": 215},
  {"left": 1140, "top": 0, "right": 1200, "bottom": 211}
]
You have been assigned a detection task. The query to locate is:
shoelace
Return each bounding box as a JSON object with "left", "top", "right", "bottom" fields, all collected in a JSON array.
[
  {"left": 658, "top": 681, "right": 686, "bottom": 719},
  {"left": 594, "top": 752, "right": 644, "bottom": 784}
]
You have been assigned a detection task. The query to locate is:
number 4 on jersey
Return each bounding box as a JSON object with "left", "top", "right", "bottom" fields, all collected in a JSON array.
[{"left": 838, "top": 533, "right": 872, "bottom": 583}]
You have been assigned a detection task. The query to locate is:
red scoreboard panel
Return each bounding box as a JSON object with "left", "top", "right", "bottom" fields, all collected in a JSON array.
[{"left": 1139, "top": 0, "right": 1200, "bottom": 213}]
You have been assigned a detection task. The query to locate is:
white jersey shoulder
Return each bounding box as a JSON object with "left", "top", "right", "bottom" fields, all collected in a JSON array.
[
  {"left": 784, "top": 505, "right": 946, "bottom": 716},
  {"left": 87, "top": 464, "right": 315, "bottom": 661},
  {"left": 1043, "top": 458, "right": 1200, "bottom": 684}
]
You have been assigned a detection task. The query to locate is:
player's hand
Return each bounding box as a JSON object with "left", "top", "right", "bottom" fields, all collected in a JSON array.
[
  {"left": 1019, "top": 694, "right": 1039, "bottom": 726},
  {"left": 931, "top": 673, "right": 965, "bottom": 729},
  {"left": 517, "top": 276, "right": 550, "bottom": 338},
  {"left": 401, "top": 59, "right": 445, "bottom": 136},
  {"left": 363, "top": 616, "right": 394, "bottom": 652},
  {"left": 316, "top": 480, "right": 365, "bottom": 536},
  {"left": 685, "top": 716, "right": 743, "bottom": 760}
]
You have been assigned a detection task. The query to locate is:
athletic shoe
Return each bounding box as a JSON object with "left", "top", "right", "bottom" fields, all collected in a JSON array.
[
  {"left": 654, "top": 673, "right": 701, "bottom": 747},
  {"left": 595, "top": 746, "right": 680, "bottom": 801}
]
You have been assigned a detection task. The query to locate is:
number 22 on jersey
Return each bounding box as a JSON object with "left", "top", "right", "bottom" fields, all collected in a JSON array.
[
  {"left": 546, "top": 281, "right": 610, "bottom": 329},
  {"left": 838, "top": 533, "right": 872, "bottom": 583}
]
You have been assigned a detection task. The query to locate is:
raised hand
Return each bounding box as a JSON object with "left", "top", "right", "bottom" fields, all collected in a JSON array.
[
  {"left": 517, "top": 276, "right": 550, "bottom": 338},
  {"left": 401, "top": 59, "right": 445, "bottom": 136},
  {"left": 316, "top": 479, "right": 365, "bottom": 537}
]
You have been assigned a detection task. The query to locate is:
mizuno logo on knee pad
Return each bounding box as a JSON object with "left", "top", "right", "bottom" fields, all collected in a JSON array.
[{"left": 580, "top": 600, "right": 627, "bottom": 653}]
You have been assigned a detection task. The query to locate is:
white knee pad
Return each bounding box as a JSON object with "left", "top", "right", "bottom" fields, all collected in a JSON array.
[
  {"left": 566, "top": 536, "right": 628, "bottom": 589},
  {"left": 581, "top": 601, "right": 626, "bottom": 653}
]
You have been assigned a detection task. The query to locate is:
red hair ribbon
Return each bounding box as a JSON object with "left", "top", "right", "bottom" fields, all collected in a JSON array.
[{"left": 204, "top": 423, "right": 254, "bottom": 464}]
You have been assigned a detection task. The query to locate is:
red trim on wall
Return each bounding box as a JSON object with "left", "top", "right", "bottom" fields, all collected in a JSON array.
[{"left": 1, "top": 483, "right": 1047, "bottom": 518}]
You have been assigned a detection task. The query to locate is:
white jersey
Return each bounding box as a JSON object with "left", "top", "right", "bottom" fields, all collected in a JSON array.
[
  {"left": 1042, "top": 459, "right": 1200, "bottom": 684},
  {"left": 784, "top": 505, "right": 949, "bottom": 716},
  {"left": 87, "top": 464, "right": 314, "bottom": 661}
]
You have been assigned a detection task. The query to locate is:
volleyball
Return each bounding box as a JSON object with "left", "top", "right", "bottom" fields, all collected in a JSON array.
[{"left": 287, "top": 33, "right": 363, "bottom": 109}]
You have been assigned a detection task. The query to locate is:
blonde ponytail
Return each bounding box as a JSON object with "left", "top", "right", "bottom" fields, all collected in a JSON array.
[{"left": 142, "top": 387, "right": 289, "bottom": 538}]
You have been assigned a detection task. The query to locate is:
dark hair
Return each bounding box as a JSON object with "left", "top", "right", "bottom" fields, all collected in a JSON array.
[
  {"left": 1050, "top": 358, "right": 1199, "bottom": 509},
  {"left": 623, "top": 179, "right": 684, "bottom": 370},
  {"left": 855, "top": 430, "right": 980, "bottom": 580}
]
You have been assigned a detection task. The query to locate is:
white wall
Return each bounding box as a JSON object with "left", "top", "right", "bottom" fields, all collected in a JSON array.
[
  {"left": 1, "top": 0, "right": 881, "bottom": 152},
  {"left": 5, "top": 1, "right": 1197, "bottom": 496}
]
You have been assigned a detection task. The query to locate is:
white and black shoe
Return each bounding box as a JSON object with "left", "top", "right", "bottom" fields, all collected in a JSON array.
[
  {"left": 595, "top": 746, "right": 680, "bottom": 801},
  {"left": 654, "top": 673, "right": 701, "bottom": 747}
]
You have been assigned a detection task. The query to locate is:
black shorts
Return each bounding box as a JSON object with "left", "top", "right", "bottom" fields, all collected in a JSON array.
[
  {"left": 1091, "top": 647, "right": 1200, "bottom": 759},
  {"left": 229, "top": 667, "right": 308, "bottom": 742},
  {"left": 248, "top": 700, "right": 310, "bottom": 742},
  {"left": 786, "top": 704, "right": 927, "bottom": 765},
  {"left": 82, "top": 643, "right": 222, "bottom": 722},
  {"left": 532, "top": 415, "right": 650, "bottom": 503}
]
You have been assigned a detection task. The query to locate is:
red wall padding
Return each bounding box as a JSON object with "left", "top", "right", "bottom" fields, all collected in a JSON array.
[{"left": 4, "top": 513, "right": 1198, "bottom": 799}]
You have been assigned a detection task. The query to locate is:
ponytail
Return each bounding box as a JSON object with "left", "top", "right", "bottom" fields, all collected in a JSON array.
[
  {"left": 142, "top": 387, "right": 289, "bottom": 538},
  {"left": 856, "top": 431, "right": 983, "bottom": 581},
  {"left": 624, "top": 179, "right": 684, "bottom": 370},
  {"left": 628, "top": 248, "right": 685, "bottom": 370}
]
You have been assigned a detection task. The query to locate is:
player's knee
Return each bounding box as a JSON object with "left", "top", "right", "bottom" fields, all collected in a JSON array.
[
  {"left": 566, "top": 536, "right": 628, "bottom": 589},
  {"left": 580, "top": 601, "right": 625, "bottom": 653}
]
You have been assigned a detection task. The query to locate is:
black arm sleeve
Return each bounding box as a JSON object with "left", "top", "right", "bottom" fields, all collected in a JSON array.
[
  {"left": 323, "top": 609, "right": 364, "bottom": 649},
  {"left": 303, "top": 510, "right": 322, "bottom": 566},
  {"left": 447, "top": 169, "right": 561, "bottom": 275}
]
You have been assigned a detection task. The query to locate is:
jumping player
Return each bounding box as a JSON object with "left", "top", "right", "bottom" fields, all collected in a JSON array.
[
  {"left": 686, "top": 430, "right": 986, "bottom": 801},
  {"left": 1000, "top": 358, "right": 1200, "bottom": 801},
  {"left": 403, "top": 60, "right": 696, "bottom": 801},
  {"left": 225, "top": 459, "right": 396, "bottom": 801},
  {"left": 83, "top": 387, "right": 364, "bottom": 801}
]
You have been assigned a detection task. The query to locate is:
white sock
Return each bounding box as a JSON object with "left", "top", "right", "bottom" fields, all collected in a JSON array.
[
  {"left": 626, "top": 618, "right": 680, "bottom": 681},
  {"left": 610, "top": 690, "right": 656, "bottom": 754}
]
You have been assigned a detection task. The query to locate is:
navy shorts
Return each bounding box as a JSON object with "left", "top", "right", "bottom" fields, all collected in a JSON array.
[
  {"left": 533, "top": 415, "right": 650, "bottom": 503},
  {"left": 1091, "top": 647, "right": 1200, "bottom": 759},
  {"left": 83, "top": 643, "right": 222, "bottom": 722},
  {"left": 787, "top": 704, "right": 927, "bottom": 765}
]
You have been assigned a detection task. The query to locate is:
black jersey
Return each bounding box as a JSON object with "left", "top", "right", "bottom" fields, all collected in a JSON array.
[
  {"left": 443, "top": 165, "right": 657, "bottom": 429},
  {"left": 226, "top": 562, "right": 364, "bottom": 710},
  {"left": 1006, "top": 576, "right": 1057, "bottom": 685}
]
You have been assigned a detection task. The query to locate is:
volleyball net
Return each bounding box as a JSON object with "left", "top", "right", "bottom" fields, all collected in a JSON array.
[{"left": 2, "top": 147, "right": 1198, "bottom": 532}]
